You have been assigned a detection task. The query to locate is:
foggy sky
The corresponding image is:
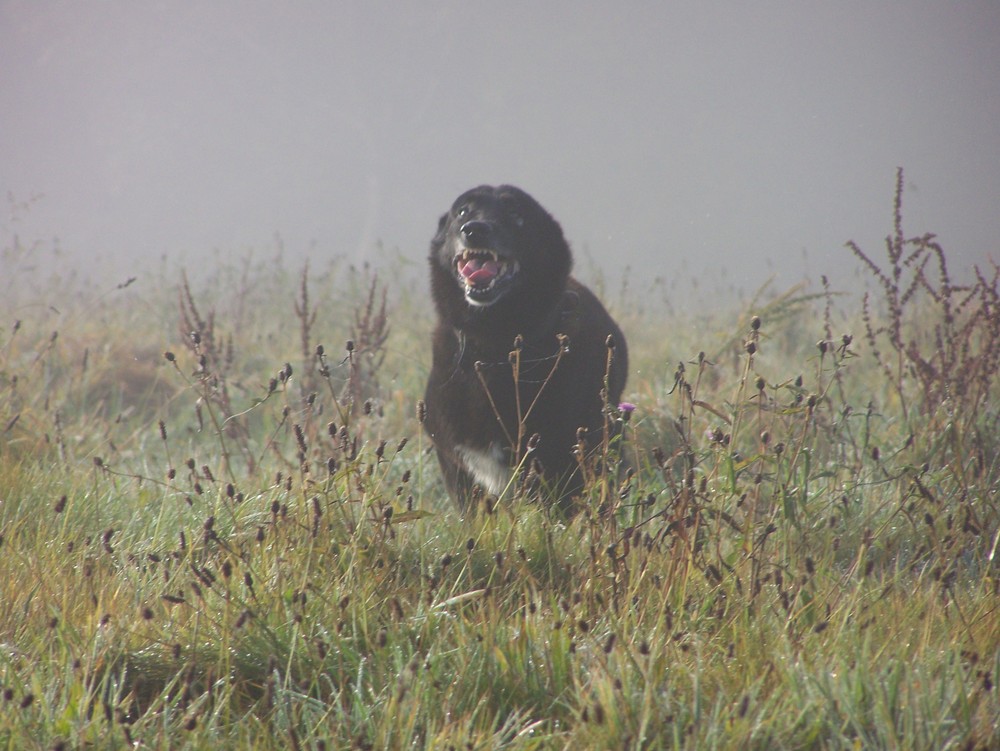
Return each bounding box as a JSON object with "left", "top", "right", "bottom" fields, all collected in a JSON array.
[{"left": 2, "top": 1, "right": 999, "bottom": 299}]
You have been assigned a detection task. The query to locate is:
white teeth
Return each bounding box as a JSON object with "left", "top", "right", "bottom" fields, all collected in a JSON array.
[{"left": 457, "top": 248, "right": 499, "bottom": 262}]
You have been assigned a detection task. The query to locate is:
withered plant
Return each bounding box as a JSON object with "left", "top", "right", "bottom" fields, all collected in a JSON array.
[
  {"left": 297, "top": 263, "right": 390, "bottom": 421},
  {"left": 848, "top": 168, "right": 1000, "bottom": 433},
  {"left": 343, "top": 269, "right": 390, "bottom": 415},
  {"left": 176, "top": 271, "right": 252, "bottom": 475}
]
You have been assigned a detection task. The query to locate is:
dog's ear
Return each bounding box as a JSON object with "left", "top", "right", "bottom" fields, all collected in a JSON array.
[
  {"left": 433, "top": 212, "right": 449, "bottom": 243},
  {"left": 557, "top": 290, "right": 582, "bottom": 339}
]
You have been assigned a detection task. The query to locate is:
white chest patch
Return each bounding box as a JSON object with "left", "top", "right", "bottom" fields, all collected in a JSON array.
[{"left": 456, "top": 443, "right": 511, "bottom": 496}]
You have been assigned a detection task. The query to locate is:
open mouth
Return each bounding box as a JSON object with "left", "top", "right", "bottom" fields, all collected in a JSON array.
[{"left": 455, "top": 248, "right": 519, "bottom": 305}]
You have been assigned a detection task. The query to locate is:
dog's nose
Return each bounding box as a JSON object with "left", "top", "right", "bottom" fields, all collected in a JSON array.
[{"left": 460, "top": 220, "right": 492, "bottom": 248}]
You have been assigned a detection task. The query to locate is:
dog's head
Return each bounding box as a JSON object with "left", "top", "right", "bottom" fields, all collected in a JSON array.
[{"left": 429, "top": 186, "right": 571, "bottom": 323}]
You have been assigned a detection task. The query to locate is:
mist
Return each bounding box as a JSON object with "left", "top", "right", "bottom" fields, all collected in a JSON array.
[{"left": 3, "top": 1, "right": 998, "bottom": 300}]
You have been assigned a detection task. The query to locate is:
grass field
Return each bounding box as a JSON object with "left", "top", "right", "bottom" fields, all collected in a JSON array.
[{"left": 2, "top": 176, "right": 998, "bottom": 749}]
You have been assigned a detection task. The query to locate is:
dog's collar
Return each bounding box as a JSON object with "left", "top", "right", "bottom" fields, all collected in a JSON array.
[{"left": 452, "top": 289, "right": 581, "bottom": 370}]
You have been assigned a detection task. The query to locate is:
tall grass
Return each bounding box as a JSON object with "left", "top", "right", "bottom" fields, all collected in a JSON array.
[{"left": 1, "top": 174, "right": 997, "bottom": 749}]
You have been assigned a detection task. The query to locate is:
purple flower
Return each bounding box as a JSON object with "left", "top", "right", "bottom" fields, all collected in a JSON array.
[{"left": 618, "top": 402, "right": 636, "bottom": 422}]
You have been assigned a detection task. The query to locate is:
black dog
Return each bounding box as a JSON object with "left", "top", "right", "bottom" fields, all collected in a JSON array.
[{"left": 423, "top": 185, "right": 628, "bottom": 510}]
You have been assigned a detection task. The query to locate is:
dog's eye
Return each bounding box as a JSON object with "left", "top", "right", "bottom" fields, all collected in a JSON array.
[
  {"left": 509, "top": 212, "right": 524, "bottom": 229},
  {"left": 456, "top": 204, "right": 470, "bottom": 218}
]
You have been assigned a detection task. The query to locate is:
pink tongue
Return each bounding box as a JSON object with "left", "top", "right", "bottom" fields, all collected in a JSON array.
[{"left": 459, "top": 258, "right": 500, "bottom": 285}]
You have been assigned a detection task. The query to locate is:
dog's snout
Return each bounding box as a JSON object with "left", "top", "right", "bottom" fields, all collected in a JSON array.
[{"left": 460, "top": 220, "right": 492, "bottom": 248}]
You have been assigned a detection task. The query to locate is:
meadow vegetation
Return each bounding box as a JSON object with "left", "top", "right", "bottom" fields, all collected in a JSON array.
[{"left": 1, "top": 173, "right": 997, "bottom": 749}]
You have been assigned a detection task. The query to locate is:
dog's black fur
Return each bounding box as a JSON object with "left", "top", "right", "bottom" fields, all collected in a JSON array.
[{"left": 423, "top": 185, "right": 628, "bottom": 510}]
